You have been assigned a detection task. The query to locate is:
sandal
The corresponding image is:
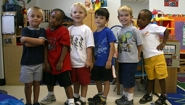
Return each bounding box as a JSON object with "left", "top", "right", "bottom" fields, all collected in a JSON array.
[
  {"left": 155, "top": 94, "right": 167, "bottom": 105},
  {"left": 139, "top": 94, "right": 153, "bottom": 104}
]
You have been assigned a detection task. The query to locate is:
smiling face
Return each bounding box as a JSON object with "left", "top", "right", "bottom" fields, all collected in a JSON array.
[
  {"left": 71, "top": 6, "right": 87, "bottom": 26},
  {"left": 137, "top": 11, "right": 151, "bottom": 28},
  {"left": 117, "top": 10, "right": 133, "bottom": 27},
  {"left": 27, "top": 10, "right": 43, "bottom": 28},
  {"left": 94, "top": 14, "right": 108, "bottom": 28}
]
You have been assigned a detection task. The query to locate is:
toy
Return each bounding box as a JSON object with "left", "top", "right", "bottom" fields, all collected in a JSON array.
[
  {"left": 85, "top": 0, "right": 93, "bottom": 10},
  {"left": 92, "top": 0, "right": 104, "bottom": 10}
]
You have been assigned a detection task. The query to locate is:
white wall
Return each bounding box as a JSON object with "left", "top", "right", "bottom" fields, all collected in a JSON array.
[
  {"left": 26, "top": 0, "right": 121, "bottom": 28},
  {"left": 149, "top": 0, "right": 185, "bottom": 14},
  {"left": 121, "top": 1, "right": 149, "bottom": 18}
]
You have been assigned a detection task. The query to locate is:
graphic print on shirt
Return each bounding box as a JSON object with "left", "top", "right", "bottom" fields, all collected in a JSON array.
[
  {"left": 95, "top": 37, "right": 108, "bottom": 57},
  {"left": 70, "top": 35, "right": 84, "bottom": 50},
  {"left": 47, "top": 37, "right": 56, "bottom": 50},
  {"left": 118, "top": 31, "right": 133, "bottom": 53}
]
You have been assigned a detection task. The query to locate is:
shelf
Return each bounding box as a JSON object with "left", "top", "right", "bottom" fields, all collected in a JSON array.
[{"left": 152, "top": 18, "right": 174, "bottom": 22}]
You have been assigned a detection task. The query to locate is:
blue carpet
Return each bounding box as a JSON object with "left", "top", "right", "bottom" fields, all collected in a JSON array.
[{"left": 167, "top": 86, "right": 185, "bottom": 105}]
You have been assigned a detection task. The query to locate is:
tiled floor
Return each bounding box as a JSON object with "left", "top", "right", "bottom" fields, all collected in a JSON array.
[{"left": 0, "top": 82, "right": 171, "bottom": 105}]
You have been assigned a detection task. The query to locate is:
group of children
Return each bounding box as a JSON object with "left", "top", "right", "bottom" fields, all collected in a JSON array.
[{"left": 19, "top": 2, "right": 169, "bottom": 105}]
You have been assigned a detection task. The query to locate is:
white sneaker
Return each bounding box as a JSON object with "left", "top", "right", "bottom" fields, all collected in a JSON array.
[{"left": 40, "top": 94, "right": 56, "bottom": 104}]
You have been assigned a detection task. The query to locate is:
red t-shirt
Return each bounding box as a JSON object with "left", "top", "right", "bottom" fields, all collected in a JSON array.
[{"left": 46, "top": 26, "right": 71, "bottom": 74}]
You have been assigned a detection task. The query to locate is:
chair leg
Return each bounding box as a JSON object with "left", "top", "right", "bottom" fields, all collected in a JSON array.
[{"left": 135, "top": 80, "right": 140, "bottom": 91}]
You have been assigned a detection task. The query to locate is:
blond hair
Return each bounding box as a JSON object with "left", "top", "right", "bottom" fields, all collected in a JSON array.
[
  {"left": 71, "top": 2, "right": 88, "bottom": 15},
  {"left": 118, "top": 5, "right": 133, "bottom": 16},
  {"left": 27, "top": 6, "right": 43, "bottom": 18}
]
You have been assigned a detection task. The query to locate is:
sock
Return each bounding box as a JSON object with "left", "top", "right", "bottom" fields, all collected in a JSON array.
[
  {"left": 122, "top": 90, "right": 127, "bottom": 96},
  {"left": 98, "top": 92, "right": 103, "bottom": 95},
  {"left": 127, "top": 93, "right": 134, "bottom": 101},
  {"left": 73, "top": 93, "right": 80, "bottom": 98},
  {"left": 149, "top": 92, "right": 153, "bottom": 96},
  {"left": 48, "top": 91, "right": 54, "bottom": 95},
  {"left": 68, "top": 98, "right": 75, "bottom": 104},
  {"left": 80, "top": 97, "right": 86, "bottom": 102}
]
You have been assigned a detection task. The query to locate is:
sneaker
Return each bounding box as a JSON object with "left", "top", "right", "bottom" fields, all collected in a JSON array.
[
  {"left": 74, "top": 96, "right": 80, "bottom": 103},
  {"left": 25, "top": 103, "right": 32, "bottom": 105},
  {"left": 117, "top": 98, "right": 134, "bottom": 105},
  {"left": 33, "top": 102, "right": 40, "bottom": 105},
  {"left": 155, "top": 94, "right": 167, "bottom": 105},
  {"left": 76, "top": 99, "right": 86, "bottom": 105},
  {"left": 139, "top": 94, "right": 153, "bottom": 104},
  {"left": 115, "top": 95, "right": 126, "bottom": 104},
  {"left": 94, "top": 95, "right": 106, "bottom": 105},
  {"left": 88, "top": 94, "right": 101, "bottom": 102},
  {"left": 40, "top": 94, "right": 56, "bottom": 104}
]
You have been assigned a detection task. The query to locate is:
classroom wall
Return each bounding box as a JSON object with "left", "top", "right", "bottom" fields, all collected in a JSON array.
[
  {"left": 149, "top": 0, "right": 185, "bottom": 14},
  {"left": 26, "top": 0, "right": 121, "bottom": 27},
  {"left": 121, "top": 1, "right": 149, "bottom": 18}
]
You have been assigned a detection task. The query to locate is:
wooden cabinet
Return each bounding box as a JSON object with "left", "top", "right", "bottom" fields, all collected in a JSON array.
[
  {"left": 3, "top": 28, "right": 23, "bottom": 85},
  {"left": 83, "top": 10, "right": 96, "bottom": 32}
]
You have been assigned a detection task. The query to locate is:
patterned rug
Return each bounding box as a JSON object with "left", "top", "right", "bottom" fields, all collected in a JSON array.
[{"left": 167, "top": 82, "right": 185, "bottom": 105}]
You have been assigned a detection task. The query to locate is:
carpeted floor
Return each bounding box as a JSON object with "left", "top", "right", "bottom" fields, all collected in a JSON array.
[{"left": 167, "top": 73, "right": 185, "bottom": 105}]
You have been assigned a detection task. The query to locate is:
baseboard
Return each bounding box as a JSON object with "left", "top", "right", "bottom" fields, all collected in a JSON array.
[{"left": 0, "top": 78, "right": 5, "bottom": 86}]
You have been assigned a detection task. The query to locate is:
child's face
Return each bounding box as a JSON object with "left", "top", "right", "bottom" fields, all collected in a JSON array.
[
  {"left": 137, "top": 11, "right": 151, "bottom": 28},
  {"left": 94, "top": 14, "right": 108, "bottom": 28},
  {"left": 71, "top": 6, "right": 86, "bottom": 25},
  {"left": 27, "top": 11, "right": 43, "bottom": 28},
  {"left": 49, "top": 11, "right": 63, "bottom": 29},
  {"left": 117, "top": 10, "right": 133, "bottom": 27}
]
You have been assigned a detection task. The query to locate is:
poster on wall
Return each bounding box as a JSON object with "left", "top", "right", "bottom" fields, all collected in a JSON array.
[{"left": 164, "top": 0, "right": 178, "bottom": 7}]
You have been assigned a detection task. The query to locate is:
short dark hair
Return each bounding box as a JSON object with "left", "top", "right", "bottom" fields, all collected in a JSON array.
[
  {"left": 140, "top": 9, "right": 152, "bottom": 21},
  {"left": 95, "top": 8, "right": 109, "bottom": 20},
  {"left": 51, "top": 8, "right": 66, "bottom": 20}
]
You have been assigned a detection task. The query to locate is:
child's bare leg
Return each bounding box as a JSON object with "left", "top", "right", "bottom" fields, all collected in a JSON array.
[
  {"left": 147, "top": 79, "right": 154, "bottom": 93},
  {"left": 81, "top": 85, "right": 88, "bottom": 97},
  {"left": 102, "top": 81, "right": 110, "bottom": 97},
  {"left": 47, "top": 85, "right": 54, "bottom": 92},
  {"left": 33, "top": 81, "right": 40, "bottom": 103},
  {"left": 64, "top": 85, "right": 74, "bottom": 98},
  {"left": 95, "top": 81, "right": 103, "bottom": 93},
  {"left": 25, "top": 82, "right": 33, "bottom": 104},
  {"left": 159, "top": 79, "right": 166, "bottom": 94},
  {"left": 74, "top": 82, "right": 80, "bottom": 95}
]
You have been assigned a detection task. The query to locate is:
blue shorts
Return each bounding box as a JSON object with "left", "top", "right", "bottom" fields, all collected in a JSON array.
[{"left": 118, "top": 63, "right": 138, "bottom": 88}]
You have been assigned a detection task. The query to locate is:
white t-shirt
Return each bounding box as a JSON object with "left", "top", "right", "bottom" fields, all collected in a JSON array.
[
  {"left": 140, "top": 24, "right": 166, "bottom": 58},
  {"left": 68, "top": 24, "right": 95, "bottom": 68}
]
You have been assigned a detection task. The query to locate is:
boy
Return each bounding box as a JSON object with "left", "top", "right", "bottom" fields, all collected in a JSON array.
[
  {"left": 115, "top": 5, "right": 142, "bottom": 105},
  {"left": 89, "top": 8, "right": 116, "bottom": 105},
  {"left": 20, "top": 6, "right": 46, "bottom": 105},
  {"left": 40, "top": 9, "right": 75, "bottom": 105},
  {"left": 68, "top": 2, "right": 94, "bottom": 105},
  {"left": 137, "top": 9, "right": 169, "bottom": 105}
]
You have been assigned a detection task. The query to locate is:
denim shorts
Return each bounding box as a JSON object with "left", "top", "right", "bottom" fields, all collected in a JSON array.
[{"left": 118, "top": 63, "right": 138, "bottom": 88}]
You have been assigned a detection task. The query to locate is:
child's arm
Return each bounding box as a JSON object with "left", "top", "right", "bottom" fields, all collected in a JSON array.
[
  {"left": 106, "top": 42, "right": 115, "bottom": 69},
  {"left": 157, "top": 29, "right": 169, "bottom": 51},
  {"left": 137, "top": 45, "right": 142, "bottom": 60},
  {"left": 56, "top": 45, "right": 69, "bottom": 71},
  {"left": 20, "top": 37, "right": 45, "bottom": 47},
  {"left": 44, "top": 41, "right": 51, "bottom": 72},
  {"left": 86, "top": 47, "right": 93, "bottom": 68}
]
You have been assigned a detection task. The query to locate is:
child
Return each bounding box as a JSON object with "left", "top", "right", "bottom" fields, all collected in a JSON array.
[
  {"left": 115, "top": 5, "right": 142, "bottom": 105},
  {"left": 137, "top": 9, "right": 169, "bottom": 105},
  {"left": 68, "top": 2, "right": 94, "bottom": 105},
  {"left": 40, "top": 9, "right": 75, "bottom": 105},
  {"left": 19, "top": 6, "right": 46, "bottom": 105},
  {"left": 89, "top": 8, "right": 116, "bottom": 105}
]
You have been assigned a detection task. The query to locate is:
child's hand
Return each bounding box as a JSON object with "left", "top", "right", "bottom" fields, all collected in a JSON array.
[
  {"left": 45, "top": 62, "right": 51, "bottom": 72},
  {"left": 157, "top": 43, "right": 166, "bottom": 51},
  {"left": 56, "top": 61, "right": 63, "bottom": 72},
  {"left": 85, "top": 60, "right": 91, "bottom": 68},
  {"left": 105, "top": 60, "right": 111, "bottom": 69}
]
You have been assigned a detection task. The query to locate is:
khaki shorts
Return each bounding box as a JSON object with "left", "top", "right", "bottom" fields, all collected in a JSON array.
[{"left": 144, "top": 54, "right": 168, "bottom": 80}]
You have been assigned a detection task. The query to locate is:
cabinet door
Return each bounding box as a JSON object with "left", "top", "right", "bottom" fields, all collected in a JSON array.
[
  {"left": 83, "top": 13, "right": 92, "bottom": 29},
  {"left": 4, "top": 46, "right": 23, "bottom": 85}
]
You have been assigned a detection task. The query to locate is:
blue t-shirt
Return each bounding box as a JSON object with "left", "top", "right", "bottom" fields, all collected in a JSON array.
[
  {"left": 20, "top": 27, "right": 46, "bottom": 65},
  {"left": 93, "top": 27, "right": 116, "bottom": 66}
]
